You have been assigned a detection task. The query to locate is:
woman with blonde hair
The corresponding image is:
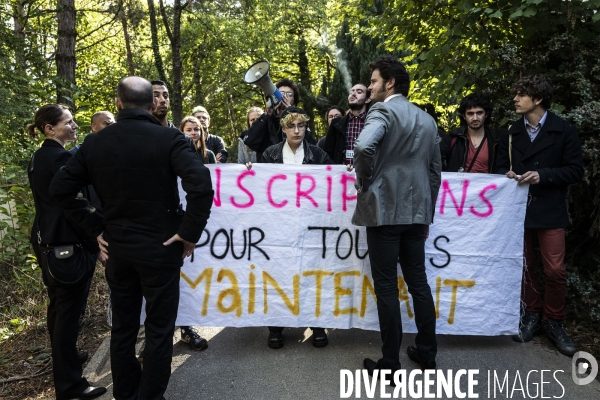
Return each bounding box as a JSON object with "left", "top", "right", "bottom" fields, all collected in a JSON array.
[{"left": 179, "top": 115, "right": 217, "bottom": 164}]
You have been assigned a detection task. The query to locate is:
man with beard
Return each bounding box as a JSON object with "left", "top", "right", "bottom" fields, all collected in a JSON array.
[
  {"left": 440, "top": 93, "right": 499, "bottom": 173},
  {"left": 353, "top": 56, "right": 441, "bottom": 376},
  {"left": 323, "top": 84, "right": 371, "bottom": 165},
  {"left": 191, "top": 105, "right": 228, "bottom": 163},
  {"left": 147, "top": 80, "right": 208, "bottom": 353}
]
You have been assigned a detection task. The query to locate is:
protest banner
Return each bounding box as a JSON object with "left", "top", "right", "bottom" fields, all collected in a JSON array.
[{"left": 174, "top": 165, "right": 529, "bottom": 335}]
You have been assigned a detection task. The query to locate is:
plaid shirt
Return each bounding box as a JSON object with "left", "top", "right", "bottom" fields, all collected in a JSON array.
[{"left": 346, "top": 111, "right": 366, "bottom": 164}]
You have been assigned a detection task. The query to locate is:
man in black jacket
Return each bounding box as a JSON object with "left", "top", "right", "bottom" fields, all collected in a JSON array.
[
  {"left": 323, "top": 83, "right": 370, "bottom": 165},
  {"left": 496, "top": 75, "right": 584, "bottom": 356},
  {"left": 192, "top": 105, "right": 228, "bottom": 162},
  {"left": 51, "top": 76, "right": 214, "bottom": 400},
  {"left": 440, "top": 93, "right": 499, "bottom": 173}
]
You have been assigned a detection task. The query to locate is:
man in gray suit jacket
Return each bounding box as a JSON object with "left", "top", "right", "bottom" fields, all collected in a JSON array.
[{"left": 353, "top": 56, "right": 442, "bottom": 376}]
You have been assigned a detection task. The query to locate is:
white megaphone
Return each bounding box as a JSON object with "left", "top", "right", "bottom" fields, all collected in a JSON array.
[{"left": 243, "top": 60, "right": 282, "bottom": 108}]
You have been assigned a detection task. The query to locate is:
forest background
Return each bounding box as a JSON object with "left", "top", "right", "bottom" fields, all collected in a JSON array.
[{"left": 0, "top": 0, "right": 599, "bottom": 393}]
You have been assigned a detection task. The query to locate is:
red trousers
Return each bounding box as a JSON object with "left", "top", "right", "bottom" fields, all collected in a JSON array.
[{"left": 523, "top": 228, "right": 567, "bottom": 321}]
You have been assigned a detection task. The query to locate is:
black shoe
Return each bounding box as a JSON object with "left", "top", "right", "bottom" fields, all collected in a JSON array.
[
  {"left": 512, "top": 311, "right": 542, "bottom": 342},
  {"left": 180, "top": 326, "right": 208, "bottom": 351},
  {"left": 363, "top": 358, "right": 398, "bottom": 386},
  {"left": 267, "top": 332, "right": 284, "bottom": 349},
  {"left": 363, "top": 358, "right": 377, "bottom": 376},
  {"left": 312, "top": 328, "right": 328, "bottom": 348},
  {"left": 78, "top": 351, "right": 88, "bottom": 363},
  {"left": 545, "top": 320, "right": 577, "bottom": 356},
  {"left": 406, "top": 346, "right": 436, "bottom": 369},
  {"left": 67, "top": 386, "right": 107, "bottom": 400}
]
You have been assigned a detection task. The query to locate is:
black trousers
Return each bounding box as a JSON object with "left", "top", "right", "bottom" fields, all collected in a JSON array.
[
  {"left": 33, "top": 243, "right": 92, "bottom": 399},
  {"left": 106, "top": 256, "right": 180, "bottom": 400},
  {"left": 366, "top": 224, "right": 437, "bottom": 370}
]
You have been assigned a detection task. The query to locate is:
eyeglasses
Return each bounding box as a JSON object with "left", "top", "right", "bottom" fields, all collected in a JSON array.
[
  {"left": 285, "top": 123, "right": 306, "bottom": 131},
  {"left": 281, "top": 91, "right": 294, "bottom": 98},
  {"left": 328, "top": 114, "right": 342, "bottom": 120}
]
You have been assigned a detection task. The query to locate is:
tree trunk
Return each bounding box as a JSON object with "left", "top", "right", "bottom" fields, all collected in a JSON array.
[
  {"left": 12, "top": 1, "right": 27, "bottom": 76},
  {"left": 121, "top": 11, "right": 135, "bottom": 76},
  {"left": 147, "top": 0, "right": 167, "bottom": 84},
  {"left": 56, "top": 0, "right": 77, "bottom": 108},
  {"left": 158, "top": 0, "right": 189, "bottom": 126}
]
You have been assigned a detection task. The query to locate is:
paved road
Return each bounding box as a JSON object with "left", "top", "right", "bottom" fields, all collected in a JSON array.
[{"left": 86, "top": 326, "right": 599, "bottom": 399}]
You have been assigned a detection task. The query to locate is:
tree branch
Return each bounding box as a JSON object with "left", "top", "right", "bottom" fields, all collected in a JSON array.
[{"left": 159, "top": 0, "right": 174, "bottom": 44}]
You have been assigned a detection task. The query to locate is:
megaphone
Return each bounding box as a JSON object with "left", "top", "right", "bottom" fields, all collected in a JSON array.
[{"left": 243, "top": 60, "right": 282, "bottom": 108}]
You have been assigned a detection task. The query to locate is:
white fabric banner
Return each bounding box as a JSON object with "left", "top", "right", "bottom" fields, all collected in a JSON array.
[{"left": 175, "top": 165, "right": 528, "bottom": 335}]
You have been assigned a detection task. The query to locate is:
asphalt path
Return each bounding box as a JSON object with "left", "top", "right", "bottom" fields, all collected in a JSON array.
[{"left": 87, "top": 326, "right": 600, "bottom": 400}]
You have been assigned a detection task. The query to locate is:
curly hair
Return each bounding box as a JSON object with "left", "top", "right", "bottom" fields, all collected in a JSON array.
[
  {"left": 458, "top": 93, "right": 493, "bottom": 125},
  {"left": 280, "top": 112, "right": 310, "bottom": 129},
  {"left": 368, "top": 56, "right": 410, "bottom": 96},
  {"left": 276, "top": 78, "right": 300, "bottom": 105},
  {"left": 511, "top": 75, "right": 553, "bottom": 110}
]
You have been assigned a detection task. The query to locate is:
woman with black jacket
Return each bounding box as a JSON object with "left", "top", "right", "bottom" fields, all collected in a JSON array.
[
  {"left": 27, "top": 104, "right": 106, "bottom": 400},
  {"left": 246, "top": 106, "right": 332, "bottom": 349}
]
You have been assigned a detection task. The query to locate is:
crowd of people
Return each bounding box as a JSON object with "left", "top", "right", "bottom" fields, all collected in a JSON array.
[{"left": 25, "top": 54, "right": 584, "bottom": 399}]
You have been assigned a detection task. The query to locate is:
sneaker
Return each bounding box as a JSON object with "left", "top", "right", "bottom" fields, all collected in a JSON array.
[
  {"left": 545, "top": 320, "right": 577, "bottom": 356},
  {"left": 180, "top": 326, "right": 208, "bottom": 351},
  {"left": 512, "top": 311, "right": 542, "bottom": 342}
]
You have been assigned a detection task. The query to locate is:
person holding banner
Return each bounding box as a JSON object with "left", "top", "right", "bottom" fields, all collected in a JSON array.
[
  {"left": 353, "top": 56, "right": 442, "bottom": 375},
  {"left": 246, "top": 106, "right": 332, "bottom": 348},
  {"left": 440, "top": 93, "right": 499, "bottom": 173},
  {"left": 496, "top": 75, "right": 584, "bottom": 356}
]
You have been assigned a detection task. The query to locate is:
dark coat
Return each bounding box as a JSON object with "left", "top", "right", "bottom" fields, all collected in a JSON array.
[
  {"left": 241, "top": 112, "right": 317, "bottom": 159},
  {"left": 322, "top": 115, "right": 350, "bottom": 164},
  {"left": 440, "top": 125, "right": 500, "bottom": 173},
  {"left": 206, "top": 133, "right": 228, "bottom": 163},
  {"left": 259, "top": 140, "right": 333, "bottom": 164},
  {"left": 50, "top": 108, "right": 214, "bottom": 268},
  {"left": 496, "top": 111, "right": 584, "bottom": 229},
  {"left": 28, "top": 140, "right": 99, "bottom": 252}
]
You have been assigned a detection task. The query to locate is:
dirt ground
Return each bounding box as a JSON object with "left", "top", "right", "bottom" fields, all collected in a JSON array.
[{"left": 0, "top": 266, "right": 110, "bottom": 399}]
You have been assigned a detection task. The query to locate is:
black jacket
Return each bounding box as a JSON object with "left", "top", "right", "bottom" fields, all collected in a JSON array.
[
  {"left": 259, "top": 140, "right": 332, "bottom": 164},
  {"left": 206, "top": 133, "right": 228, "bottom": 163},
  {"left": 241, "top": 112, "right": 316, "bottom": 159},
  {"left": 496, "top": 112, "right": 584, "bottom": 229},
  {"left": 28, "top": 140, "right": 99, "bottom": 253},
  {"left": 440, "top": 125, "right": 499, "bottom": 173},
  {"left": 50, "top": 108, "right": 214, "bottom": 268},
  {"left": 322, "top": 115, "right": 350, "bottom": 164}
]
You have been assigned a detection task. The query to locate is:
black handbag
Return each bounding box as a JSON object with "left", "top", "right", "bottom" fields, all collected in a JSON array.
[
  {"left": 28, "top": 153, "right": 94, "bottom": 288},
  {"left": 40, "top": 243, "right": 92, "bottom": 288}
]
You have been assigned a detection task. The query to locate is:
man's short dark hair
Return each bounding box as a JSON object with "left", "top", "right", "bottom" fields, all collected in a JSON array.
[
  {"left": 151, "top": 80, "right": 167, "bottom": 88},
  {"left": 276, "top": 78, "right": 300, "bottom": 105},
  {"left": 117, "top": 77, "right": 154, "bottom": 110},
  {"left": 511, "top": 75, "right": 553, "bottom": 110},
  {"left": 368, "top": 56, "right": 410, "bottom": 96},
  {"left": 458, "top": 93, "right": 493, "bottom": 125}
]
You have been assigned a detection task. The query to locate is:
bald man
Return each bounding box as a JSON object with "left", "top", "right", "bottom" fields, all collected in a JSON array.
[
  {"left": 90, "top": 111, "right": 115, "bottom": 133},
  {"left": 51, "top": 76, "right": 214, "bottom": 400}
]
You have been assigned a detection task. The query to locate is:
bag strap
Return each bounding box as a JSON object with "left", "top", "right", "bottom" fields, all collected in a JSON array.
[
  {"left": 450, "top": 136, "right": 458, "bottom": 151},
  {"left": 465, "top": 136, "right": 487, "bottom": 172},
  {"left": 508, "top": 134, "right": 513, "bottom": 171},
  {"left": 27, "top": 154, "right": 42, "bottom": 244}
]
